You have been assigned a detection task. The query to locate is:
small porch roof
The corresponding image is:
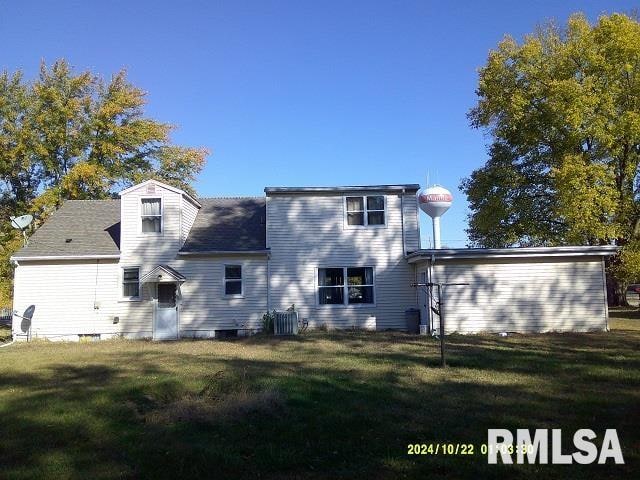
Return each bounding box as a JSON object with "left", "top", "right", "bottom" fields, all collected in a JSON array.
[{"left": 141, "top": 264, "right": 186, "bottom": 283}]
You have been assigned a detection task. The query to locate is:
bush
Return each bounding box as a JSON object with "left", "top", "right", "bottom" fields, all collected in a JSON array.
[{"left": 261, "top": 309, "right": 276, "bottom": 334}]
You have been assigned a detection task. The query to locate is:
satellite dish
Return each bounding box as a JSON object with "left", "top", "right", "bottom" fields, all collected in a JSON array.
[
  {"left": 20, "top": 305, "right": 35, "bottom": 334},
  {"left": 10, "top": 214, "right": 33, "bottom": 230},
  {"left": 9, "top": 214, "right": 33, "bottom": 246}
]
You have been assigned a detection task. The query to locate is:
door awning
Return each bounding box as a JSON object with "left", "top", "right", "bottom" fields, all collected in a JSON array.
[{"left": 141, "top": 264, "right": 186, "bottom": 284}]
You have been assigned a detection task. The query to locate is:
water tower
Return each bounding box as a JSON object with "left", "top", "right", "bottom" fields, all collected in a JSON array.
[{"left": 417, "top": 185, "right": 453, "bottom": 249}]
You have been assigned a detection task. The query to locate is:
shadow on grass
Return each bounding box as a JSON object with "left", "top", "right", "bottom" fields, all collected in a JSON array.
[{"left": 0, "top": 329, "right": 638, "bottom": 479}]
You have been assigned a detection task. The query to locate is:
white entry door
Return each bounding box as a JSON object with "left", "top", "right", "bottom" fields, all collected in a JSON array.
[{"left": 154, "top": 283, "right": 178, "bottom": 340}]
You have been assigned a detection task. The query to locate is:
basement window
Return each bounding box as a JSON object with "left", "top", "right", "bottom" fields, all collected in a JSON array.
[
  {"left": 345, "top": 196, "right": 385, "bottom": 226},
  {"left": 318, "top": 267, "right": 375, "bottom": 305},
  {"left": 215, "top": 329, "right": 238, "bottom": 339},
  {"left": 78, "top": 334, "right": 101, "bottom": 342}
]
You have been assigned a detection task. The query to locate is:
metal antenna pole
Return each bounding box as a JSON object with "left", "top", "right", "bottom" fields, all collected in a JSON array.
[
  {"left": 438, "top": 284, "right": 446, "bottom": 367},
  {"left": 411, "top": 281, "right": 469, "bottom": 368}
]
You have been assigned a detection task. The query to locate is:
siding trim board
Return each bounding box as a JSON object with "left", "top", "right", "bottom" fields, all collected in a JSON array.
[
  {"left": 119, "top": 179, "right": 201, "bottom": 208},
  {"left": 265, "top": 184, "right": 420, "bottom": 195},
  {"left": 12, "top": 254, "right": 120, "bottom": 262},
  {"left": 178, "top": 250, "right": 270, "bottom": 256},
  {"left": 407, "top": 245, "right": 619, "bottom": 262}
]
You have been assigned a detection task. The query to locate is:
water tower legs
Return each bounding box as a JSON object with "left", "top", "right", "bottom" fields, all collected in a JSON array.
[{"left": 432, "top": 216, "right": 441, "bottom": 249}]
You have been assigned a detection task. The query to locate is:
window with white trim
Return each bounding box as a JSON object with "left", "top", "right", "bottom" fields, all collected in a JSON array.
[
  {"left": 141, "top": 198, "right": 162, "bottom": 233},
  {"left": 224, "top": 265, "right": 242, "bottom": 295},
  {"left": 345, "top": 196, "right": 385, "bottom": 226},
  {"left": 318, "top": 267, "right": 374, "bottom": 305},
  {"left": 122, "top": 267, "right": 140, "bottom": 299}
]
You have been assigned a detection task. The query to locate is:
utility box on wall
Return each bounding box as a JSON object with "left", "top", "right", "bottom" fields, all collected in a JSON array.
[{"left": 405, "top": 308, "right": 420, "bottom": 334}]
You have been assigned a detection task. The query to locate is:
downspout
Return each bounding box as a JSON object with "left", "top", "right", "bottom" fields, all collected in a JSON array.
[
  {"left": 267, "top": 253, "right": 271, "bottom": 312},
  {"left": 265, "top": 195, "right": 271, "bottom": 313},
  {"left": 94, "top": 259, "right": 100, "bottom": 335},
  {"left": 10, "top": 259, "right": 19, "bottom": 343},
  {"left": 400, "top": 189, "right": 406, "bottom": 255},
  {"left": 427, "top": 254, "right": 435, "bottom": 333},
  {"left": 601, "top": 257, "right": 609, "bottom": 332}
]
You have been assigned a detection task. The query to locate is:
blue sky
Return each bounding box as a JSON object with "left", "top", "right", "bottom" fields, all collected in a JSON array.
[{"left": 1, "top": 1, "right": 637, "bottom": 247}]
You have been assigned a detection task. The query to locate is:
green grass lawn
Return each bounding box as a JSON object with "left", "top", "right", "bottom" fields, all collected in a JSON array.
[{"left": 0, "top": 316, "right": 638, "bottom": 479}]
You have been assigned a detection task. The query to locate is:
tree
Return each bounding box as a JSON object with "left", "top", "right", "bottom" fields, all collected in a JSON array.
[
  {"left": 0, "top": 59, "right": 208, "bottom": 305},
  {"left": 461, "top": 13, "right": 640, "bottom": 302}
]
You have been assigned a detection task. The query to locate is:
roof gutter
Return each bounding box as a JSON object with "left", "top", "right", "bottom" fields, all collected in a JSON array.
[
  {"left": 406, "top": 246, "right": 619, "bottom": 263},
  {"left": 265, "top": 184, "right": 420, "bottom": 195},
  {"left": 178, "top": 250, "right": 270, "bottom": 256},
  {"left": 10, "top": 254, "right": 121, "bottom": 262}
]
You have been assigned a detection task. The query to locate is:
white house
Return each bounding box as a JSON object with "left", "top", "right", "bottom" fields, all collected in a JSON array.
[{"left": 10, "top": 179, "right": 617, "bottom": 341}]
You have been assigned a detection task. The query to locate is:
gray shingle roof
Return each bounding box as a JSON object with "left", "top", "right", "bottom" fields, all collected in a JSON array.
[
  {"left": 13, "top": 196, "right": 267, "bottom": 258},
  {"left": 180, "top": 198, "right": 266, "bottom": 252},
  {"left": 13, "top": 200, "right": 121, "bottom": 258}
]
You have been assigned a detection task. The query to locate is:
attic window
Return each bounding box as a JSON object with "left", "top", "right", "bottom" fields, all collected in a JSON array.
[{"left": 141, "top": 198, "right": 162, "bottom": 233}]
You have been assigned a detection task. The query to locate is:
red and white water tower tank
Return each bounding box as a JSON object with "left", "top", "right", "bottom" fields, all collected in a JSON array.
[{"left": 417, "top": 185, "right": 453, "bottom": 249}]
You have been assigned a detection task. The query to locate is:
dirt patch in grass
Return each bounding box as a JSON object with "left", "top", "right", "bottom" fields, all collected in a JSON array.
[{"left": 147, "top": 388, "right": 285, "bottom": 425}]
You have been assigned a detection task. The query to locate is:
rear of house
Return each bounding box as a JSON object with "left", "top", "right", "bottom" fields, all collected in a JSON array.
[
  {"left": 10, "top": 180, "right": 421, "bottom": 340},
  {"left": 9, "top": 179, "right": 616, "bottom": 341}
]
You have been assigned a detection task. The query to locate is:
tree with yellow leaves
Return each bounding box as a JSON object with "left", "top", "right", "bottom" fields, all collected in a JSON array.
[
  {"left": 462, "top": 13, "right": 640, "bottom": 303},
  {"left": 0, "top": 59, "right": 208, "bottom": 305}
]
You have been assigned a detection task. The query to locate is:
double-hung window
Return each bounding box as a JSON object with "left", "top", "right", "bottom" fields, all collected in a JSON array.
[
  {"left": 345, "top": 196, "right": 385, "bottom": 226},
  {"left": 318, "top": 267, "right": 375, "bottom": 305},
  {"left": 141, "top": 198, "right": 162, "bottom": 233},
  {"left": 224, "top": 265, "right": 242, "bottom": 296},
  {"left": 122, "top": 267, "right": 140, "bottom": 299}
]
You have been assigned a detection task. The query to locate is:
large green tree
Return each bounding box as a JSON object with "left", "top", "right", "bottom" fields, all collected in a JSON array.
[
  {"left": 461, "top": 13, "right": 640, "bottom": 301},
  {"left": 0, "top": 59, "right": 208, "bottom": 304}
]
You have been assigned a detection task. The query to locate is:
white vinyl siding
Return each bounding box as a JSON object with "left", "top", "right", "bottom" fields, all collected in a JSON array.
[
  {"left": 12, "top": 256, "right": 268, "bottom": 340},
  {"left": 116, "top": 182, "right": 192, "bottom": 337},
  {"left": 180, "top": 196, "right": 199, "bottom": 246},
  {"left": 418, "top": 257, "right": 608, "bottom": 334},
  {"left": 120, "top": 183, "right": 183, "bottom": 266},
  {"left": 12, "top": 260, "right": 123, "bottom": 340},
  {"left": 176, "top": 257, "right": 267, "bottom": 336},
  {"left": 403, "top": 194, "right": 420, "bottom": 252},
  {"left": 267, "top": 192, "right": 418, "bottom": 330}
]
